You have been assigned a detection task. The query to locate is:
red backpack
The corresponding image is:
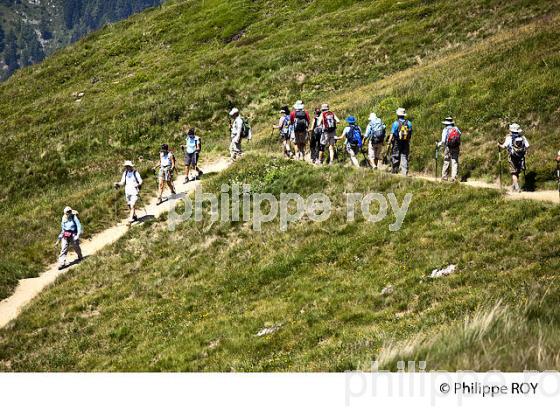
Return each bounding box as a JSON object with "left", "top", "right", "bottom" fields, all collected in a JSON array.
[
  {"left": 446, "top": 127, "right": 461, "bottom": 148},
  {"left": 322, "top": 111, "right": 337, "bottom": 132}
]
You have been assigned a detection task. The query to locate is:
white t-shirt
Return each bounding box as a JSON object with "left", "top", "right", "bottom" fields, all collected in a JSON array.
[{"left": 119, "top": 170, "right": 143, "bottom": 196}]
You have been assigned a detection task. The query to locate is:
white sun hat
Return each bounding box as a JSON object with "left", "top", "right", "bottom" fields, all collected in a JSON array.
[
  {"left": 294, "top": 102, "right": 304, "bottom": 110},
  {"left": 321, "top": 103, "right": 329, "bottom": 111},
  {"left": 123, "top": 160, "right": 134, "bottom": 167},
  {"left": 229, "top": 107, "right": 239, "bottom": 116},
  {"left": 368, "top": 113, "right": 378, "bottom": 121},
  {"left": 509, "top": 123, "right": 521, "bottom": 133},
  {"left": 396, "top": 107, "right": 407, "bottom": 117}
]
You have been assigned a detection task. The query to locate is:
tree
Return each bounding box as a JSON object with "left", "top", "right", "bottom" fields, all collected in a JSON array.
[
  {"left": 0, "top": 23, "right": 5, "bottom": 54},
  {"left": 4, "top": 30, "right": 19, "bottom": 75}
]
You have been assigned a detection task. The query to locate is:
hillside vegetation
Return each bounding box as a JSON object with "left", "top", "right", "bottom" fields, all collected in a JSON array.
[
  {"left": 0, "top": 155, "right": 559, "bottom": 371},
  {"left": 0, "top": 0, "right": 163, "bottom": 79},
  {"left": 0, "top": 0, "right": 559, "bottom": 371},
  {"left": 1, "top": 0, "right": 559, "bottom": 299}
]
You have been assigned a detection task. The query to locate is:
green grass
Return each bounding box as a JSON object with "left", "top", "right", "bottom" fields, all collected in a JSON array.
[
  {"left": 0, "top": 155, "right": 558, "bottom": 371},
  {"left": 1, "top": 0, "right": 560, "bottom": 297}
]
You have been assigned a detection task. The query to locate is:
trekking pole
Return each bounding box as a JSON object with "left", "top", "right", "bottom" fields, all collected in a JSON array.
[
  {"left": 434, "top": 143, "right": 439, "bottom": 180},
  {"left": 556, "top": 160, "right": 560, "bottom": 203},
  {"left": 498, "top": 145, "right": 503, "bottom": 189}
]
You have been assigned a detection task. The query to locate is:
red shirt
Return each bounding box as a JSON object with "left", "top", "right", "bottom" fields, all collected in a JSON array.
[{"left": 289, "top": 110, "right": 310, "bottom": 124}]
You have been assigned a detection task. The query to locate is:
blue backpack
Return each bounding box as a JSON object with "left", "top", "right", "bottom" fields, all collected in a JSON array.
[{"left": 347, "top": 125, "right": 363, "bottom": 148}]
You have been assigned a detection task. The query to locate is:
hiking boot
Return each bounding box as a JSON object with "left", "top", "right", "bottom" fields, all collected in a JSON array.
[
  {"left": 156, "top": 197, "right": 163, "bottom": 206},
  {"left": 133, "top": 215, "right": 138, "bottom": 221},
  {"left": 184, "top": 177, "right": 190, "bottom": 184},
  {"left": 57, "top": 264, "right": 66, "bottom": 271}
]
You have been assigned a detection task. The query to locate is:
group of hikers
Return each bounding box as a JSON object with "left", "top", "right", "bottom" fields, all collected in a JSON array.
[
  {"left": 55, "top": 125, "right": 204, "bottom": 270},
  {"left": 271, "top": 100, "right": 541, "bottom": 192},
  {"left": 55, "top": 101, "right": 559, "bottom": 270}
]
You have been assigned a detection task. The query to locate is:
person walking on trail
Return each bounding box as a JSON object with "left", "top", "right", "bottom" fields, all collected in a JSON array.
[
  {"left": 155, "top": 143, "right": 177, "bottom": 204},
  {"left": 317, "top": 103, "right": 340, "bottom": 165},
  {"left": 389, "top": 108, "right": 413, "bottom": 175},
  {"left": 310, "top": 107, "right": 322, "bottom": 164},
  {"left": 273, "top": 106, "right": 293, "bottom": 158},
  {"left": 498, "top": 123, "right": 529, "bottom": 192},
  {"left": 289, "top": 101, "right": 310, "bottom": 161},
  {"left": 56, "top": 206, "right": 83, "bottom": 270},
  {"left": 181, "top": 127, "right": 203, "bottom": 183},
  {"left": 364, "top": 112, "right": 386, "bottom": 170},
  {"left": 229, "top": 107, "right": 246, "bottom": 160},
  {"left": 114, "top": 160, "right": 143, "bottom": 225},
  {"left": 340, "top": 116, "right": 363, "bottom": 168},
  {"left": 437, "top": 116, "right": 462, "bottom": 182}
]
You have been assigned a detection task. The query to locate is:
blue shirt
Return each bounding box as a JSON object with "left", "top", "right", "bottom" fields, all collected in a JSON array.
[
  {"left": 185, "top": 135, "right": 200, "bottom": 154},
  {"left": 59, "top": 215, "right": 82, "bottom": 238},
  {"left": 391, "top": 119, "right": 413, "bottom": 140}
]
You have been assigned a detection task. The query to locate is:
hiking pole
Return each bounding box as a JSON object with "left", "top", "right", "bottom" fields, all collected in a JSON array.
[
  {"left": 434, "top": 143, "right": 439, "bottom": 180},
  {"left": 556, "top": 159, "right": 560, "bottom": 203},
  {"left": 498, "top": 145, "right": 503, "bottom": 189}
]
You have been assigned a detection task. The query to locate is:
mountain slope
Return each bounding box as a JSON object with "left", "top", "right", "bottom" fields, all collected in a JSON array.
[
  {"left": 0, "top": 0, "right": 162, "bottom": 80},
  {"left": 0, "top": 155, "right": 558, "bottom": 371},
  {"left": 0, "top": 0, "right": 559, "bottom": 300}
]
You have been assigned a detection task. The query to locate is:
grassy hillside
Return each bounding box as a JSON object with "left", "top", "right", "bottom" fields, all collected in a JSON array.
[
  {"left": 1, "top": 0, "right": 560, "bottom": 299},
  {"left": 1, "top": 155, "right": 558, "bottom": 371}
]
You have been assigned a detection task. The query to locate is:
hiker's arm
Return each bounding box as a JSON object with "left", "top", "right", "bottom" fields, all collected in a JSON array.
[
  {"left": 115, "top": 173, "right": 124, "bottom": 188},
  {"left": 136, "top": 172, "right": 143, "bottom": 187},
  {"left": 75, "top": 218, "right": 82, "bottom": 239}
]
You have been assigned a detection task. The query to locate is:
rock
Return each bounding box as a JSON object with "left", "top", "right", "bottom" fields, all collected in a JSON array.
[
  {"left": 381, "top": 285, "right": 394, "bottom": 296},
  {"left": 430, "top": 264, "right": 457, "bottom": 278},
  {"left": 256, "top": 323, "right": 282, "bottom": 337}
]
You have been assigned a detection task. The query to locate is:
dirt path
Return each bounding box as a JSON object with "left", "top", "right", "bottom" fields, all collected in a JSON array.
[
  {"left": 0, "top": 158, "right": 231, "bottom": 329},
  {"left": 411, "top": 172, "right": 559, "bottom": 203}
]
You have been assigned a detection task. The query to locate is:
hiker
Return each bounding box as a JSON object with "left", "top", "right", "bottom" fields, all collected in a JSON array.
[
  {"left": 437, "top": 116, "right": 462, "bottom": 182},
  {"left": 340, "top": 116, "right": 363, "bottom": 168},
  {"left": 498, "top": 123, "right": 529, "bottom": 192},
  {"left": 181, "top": 127, "right": 203, "bottom": 183},
  {"left": 289, "top": 101, "right": 310, "bottom": 160},
  {"left": 364, "top": 112, "right": 386, "bottom": 169},
  {"left": 155, "top": 143, "right": 176, "bottom": 204},
  {"left": 389, "top": 108, "right": 413, "bottom": 175},
  {"left": 273, "top": 106, "right": 293, "bottom": 158},
  {"left": 56, "top": 206, "right": 83, "bottom": 270},
  {"left": 114, "top": 160, "right": 143, "bottom": 225},
  {"left": 229, "top": 107, "right": 246, "bottom": 160},
  {"left": 317, "top": 103, "right": 340, "bottom": 165},
  {"left": 309, "top": 108, "right": 322, "bottom": 164}
]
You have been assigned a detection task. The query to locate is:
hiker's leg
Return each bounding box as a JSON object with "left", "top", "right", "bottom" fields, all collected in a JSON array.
[
  {"left": 451, "top": 148, "right": 459, "bottom": 181},
  {"left": 367, "top": 142, "right": 375, "bottom": 168},
  {"left": 58, "top": 238, "right": 69, "bottom": 267},
  {"left": 329, "top": 144, "right": 335, "bottom": 164},
  {"left": 72, "top": 236, "right": 83, "bottom": 260},
  {"left": 400, "top": 143, "right": 410, "bottom": 176},
  {"left": 442, "top": 147, "right": 451, "bottom": 180},
  {"left": 391, "top": 143, "right": 400, "bottom": 173},
  {"left": 512, "top": 174, "right": 520, "bottom": 191}
]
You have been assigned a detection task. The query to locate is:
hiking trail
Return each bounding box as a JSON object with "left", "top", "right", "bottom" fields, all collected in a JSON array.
[{"left": 0, "top": 158, "right": 231, "bottom": 329}]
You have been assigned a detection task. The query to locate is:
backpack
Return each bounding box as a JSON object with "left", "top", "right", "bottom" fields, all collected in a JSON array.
[
  {"left": 369, "top": 120, "right": 386, "bottom": 144},
  {"left": 124, "top": 170, "right": 142, "bottom": 190},
  {"left": 280, "top": 115, "right": 290, "bottom": 135},
  {"left": 446, "top": 127, "right": 461, "bottom": 148},
  {"left": 294, "top": 110, "right": 308, "bottom": 132},
  {"left": 397, "top": 120, "right": 411, "bottom": 141},
  {"left": 322, "top": 111, "right": 337, "bottom": 132},
  {"left": 511, "top": 134, "right": 526, "bottom": 158},
  {"left": 240, "top": 118, "right": 251, "bottom": 139},
  {"left": 347, "top": 125, "right": 363, "bottom": 148}
]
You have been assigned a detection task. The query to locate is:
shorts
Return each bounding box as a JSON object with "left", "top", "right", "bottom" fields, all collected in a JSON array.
[
  {"left": 126, "top": 194, "right": 138, "bottom": 206},
  {"left": 368, "top": 141, "right": 383, "bottom": 160},
  {"left": 280, "top": 132, "right": 290, "bottom": 141},
  {"left": 158, "top": 166, "right": 173, "bottom": 181},
  {"left": 185, "top": 152, "right": 198, "bottom": 166},
  {"left": 508, "top": 155, "right": 525, "bottom": 175},
  {"left": 320, "top": 130, "right": 337, "bottom": 147},
  {"left": 346, "top": 143, "right": 360, "bottom": 156},
  {"left": 292, "top": 131, "right": 307, "bottom": 145}
]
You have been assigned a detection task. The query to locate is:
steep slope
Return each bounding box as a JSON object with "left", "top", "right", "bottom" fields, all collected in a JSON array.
[
  {"left": 0, "top": 0, "right": 162, "bottom": 80},
  {"left": 0, "top": 155, "right": 558, "bottom": 371},
  {"left": 1, "top": 0, "right": 559, "bottom": 300}
]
